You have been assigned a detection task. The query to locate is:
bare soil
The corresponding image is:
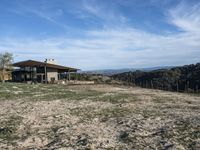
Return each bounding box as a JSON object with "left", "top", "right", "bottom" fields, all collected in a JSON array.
[{"left": 0, "top": 83, "right": 199, "bottom": 150}]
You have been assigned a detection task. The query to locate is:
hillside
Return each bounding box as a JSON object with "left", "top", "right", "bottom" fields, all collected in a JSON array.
[
  {"left": 112, "top": 63, "right": 200, "bottom": 93},
  {"left": 82, "top": 66, "right": 173, "bottom": 76},
  {"left": 0, "top": 83, "right": 200, "bottom": 149}
]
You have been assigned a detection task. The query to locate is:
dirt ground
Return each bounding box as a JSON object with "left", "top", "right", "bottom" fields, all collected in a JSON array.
[{"left": 0, "top": 83, "right": 200, "bottom": 150}]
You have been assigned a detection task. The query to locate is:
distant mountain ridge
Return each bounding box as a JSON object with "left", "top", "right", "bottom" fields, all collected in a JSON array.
[{"left": 82, "top": 66, "right": 174, "bottom": 75}]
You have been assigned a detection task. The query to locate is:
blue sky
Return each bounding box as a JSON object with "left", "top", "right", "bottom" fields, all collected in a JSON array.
[{"left": 0, "top": 0, "right": 200, "bottom": 70}]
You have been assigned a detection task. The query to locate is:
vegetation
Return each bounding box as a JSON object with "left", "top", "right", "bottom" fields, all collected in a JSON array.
[
  {"left": 0, "top": 83, "right": 103, "bottom": 101},
  {"left": 0, "top": 52, "right": 13, "bottom": 82},
  {"left": 69, "top": 73, "right": 114, "bottom": 84},
  {"left": 112, "top": 62, "right": 200, "bottom": 93},
  {"left": 0, "top": 115, "right": 22, "bottom": 145}
]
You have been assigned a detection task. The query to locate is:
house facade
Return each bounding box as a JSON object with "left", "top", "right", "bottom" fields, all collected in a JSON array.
[{"left": 12, "top": 59, "right": 79, "bottom": 83}]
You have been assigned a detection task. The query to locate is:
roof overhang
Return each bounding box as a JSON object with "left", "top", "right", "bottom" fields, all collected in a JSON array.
[{"left": 13, "top": 60, "right": 79, "bottom": 72}]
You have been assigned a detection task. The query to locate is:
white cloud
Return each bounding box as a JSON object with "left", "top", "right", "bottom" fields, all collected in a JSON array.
[
  {"left": 81, "top": 0, "right": 128, "bottom": 26},
  {"left": 1, "top": 0, "right": 200, "bottom": 70},
  {"left": 1, "top": 24, "right": 200, "bottom": 70},
  {"left": 169, "top": 1, "right": 200, "bottom": 33}
]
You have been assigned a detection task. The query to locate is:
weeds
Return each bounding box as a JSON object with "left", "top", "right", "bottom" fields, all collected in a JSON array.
[{"left": 0, "top": 116, "right": 22, "bottom": 144}]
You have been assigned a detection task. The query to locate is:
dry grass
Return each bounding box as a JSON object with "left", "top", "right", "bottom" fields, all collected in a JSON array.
[{"left": 0, "top": 83, "right": 200, "bottom": 149}]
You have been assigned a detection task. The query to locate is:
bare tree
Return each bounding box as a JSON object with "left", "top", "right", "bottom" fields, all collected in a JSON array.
[{"left": 0, "top": 52, "right": 13, "bottom": 83}]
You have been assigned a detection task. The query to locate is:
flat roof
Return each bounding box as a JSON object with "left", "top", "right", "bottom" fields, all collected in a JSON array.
[{"left": 13, "top": 60, "right": 79, "bottom": 72}]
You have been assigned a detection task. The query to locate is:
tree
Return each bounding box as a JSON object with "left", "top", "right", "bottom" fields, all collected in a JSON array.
[{"left": 0, "top": 52, "right": 13, "bottom": 83}]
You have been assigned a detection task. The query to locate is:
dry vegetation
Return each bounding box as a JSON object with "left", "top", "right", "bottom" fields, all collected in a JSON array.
[{"left": 0, "top": 83, "right": 200, "bottom": 150}]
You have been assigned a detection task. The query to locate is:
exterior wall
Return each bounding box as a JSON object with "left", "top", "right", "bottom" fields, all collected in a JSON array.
[
  {"left": 12, "top": 71, "right": 33, "bottom": 82},
  {"left": 46, "top": 67, "right": 58, "bottom": 82},
  {"left": 12, "top": 67, "right": 61, "bottom": 83},
  {"left": 0, "top": 71, "right": 12, "bottom": 81}
]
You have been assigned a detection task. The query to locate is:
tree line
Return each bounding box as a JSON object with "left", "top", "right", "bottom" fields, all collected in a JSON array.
[{"left": 112, "top": 63, "right": 200, "bottom": 93}]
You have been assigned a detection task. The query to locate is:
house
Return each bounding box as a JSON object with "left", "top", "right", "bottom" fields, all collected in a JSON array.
[{"left": 12, "top": 59, "right": 79, "bottom": 83}]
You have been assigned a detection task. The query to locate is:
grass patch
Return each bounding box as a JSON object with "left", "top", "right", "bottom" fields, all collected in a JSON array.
[
  {"left": 173, "top": 117, "right": 200, "bottom": 148},
  {"left": 152, "top": 96, "right": 175, "bottom": 103},
  {"left": 0, "top": 83, "right": 104, "bottom": 101},
  {"left": 92, "top": 93, "right": 137, "bottom": 104},
  {"left": 70, "top": 106, "right": 133, "bottom": 122},
  {"left": 0, "top": 115, "right": 22, "bottom": 144},
  {"left": 0, "top": 83, "right": 146, "bottom": 103}
]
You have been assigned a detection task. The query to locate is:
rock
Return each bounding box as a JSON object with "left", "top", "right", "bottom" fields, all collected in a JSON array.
[
  {"left": 119, "top": 131, "right": 130, "bottom": 142},
  {"left": 76, "top": 134, "right": 90, "bottom": 146},
  {"left": 164, "top": 143, "right": 174, "bottom": 149},
  {"left": 160, "top": 140, "right": 174, "bottom": 150},
  {"left": 0, "top": 127, "right": 12, "bottom": 134}
]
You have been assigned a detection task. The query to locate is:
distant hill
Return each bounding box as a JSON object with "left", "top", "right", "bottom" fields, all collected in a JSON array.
[
  {"left": 82, "top": 66, "right": 173, "bottom": 76},
  {"left": 111, "top": 63, "right": 200, "bottom": 93}
]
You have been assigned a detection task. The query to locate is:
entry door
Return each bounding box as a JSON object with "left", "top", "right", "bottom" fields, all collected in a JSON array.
[{"left": 37, "top": 75, "right": 42, "bottom": 83}]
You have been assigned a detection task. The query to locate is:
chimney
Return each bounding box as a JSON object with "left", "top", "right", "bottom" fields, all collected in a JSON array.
[{"left": 45, "top": 59, "right": 57, "bottom": 64}]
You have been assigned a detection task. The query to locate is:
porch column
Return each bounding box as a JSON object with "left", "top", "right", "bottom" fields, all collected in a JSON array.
[
  {"left": 44, "top": 65, "right": 47, "bottom": 84},
  {"left": 68, "top": 70, "right": 71, "bottom": 81},
  {"left": 30, "top": 67, "right": 33, "bottom": 81},
  {"left": 58, "top": 73, "right": 60, "bottom": 80}
]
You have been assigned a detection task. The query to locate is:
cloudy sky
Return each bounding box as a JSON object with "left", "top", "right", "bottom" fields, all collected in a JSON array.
[{"left": 0, "top": 0, "right": 200, "bottom": 70}]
